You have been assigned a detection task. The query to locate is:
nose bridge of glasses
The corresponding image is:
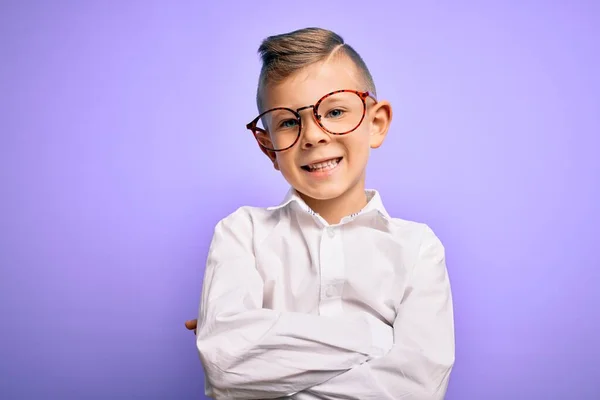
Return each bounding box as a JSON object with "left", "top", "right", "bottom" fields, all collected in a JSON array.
[
  {"left": 296, "top": 104, "right": 322, "bottom": 126},
  {"left": 296, "top": 104, "right": 319, "bottom": 119}
]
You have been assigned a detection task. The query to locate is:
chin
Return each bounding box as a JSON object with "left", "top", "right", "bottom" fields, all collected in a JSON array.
[
  {"left": 295, "top": 184, "right": 348, "bottom": 201},
  {"left": 281, "top": 164, "right": 361, "bottom": 202}
]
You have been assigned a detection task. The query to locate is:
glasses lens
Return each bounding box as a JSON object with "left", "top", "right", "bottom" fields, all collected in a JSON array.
[
  {"left": 317, "top": 92, "right": 365, "bottom": 134},
  {"left": 255, "top": 109, "right": 299, "bottom": 151}
]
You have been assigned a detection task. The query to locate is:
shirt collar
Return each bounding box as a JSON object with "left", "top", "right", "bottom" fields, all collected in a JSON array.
[{"left": 267, "top": 187, "right": 391, "bottom": 221}]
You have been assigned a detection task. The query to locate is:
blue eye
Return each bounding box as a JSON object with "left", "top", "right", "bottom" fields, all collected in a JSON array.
[
  {"left": 280, "top": 119, "right": 298, "bottom": 129},
  {"left": 326, "top": 109, "right": 345, "bottom": 118}
]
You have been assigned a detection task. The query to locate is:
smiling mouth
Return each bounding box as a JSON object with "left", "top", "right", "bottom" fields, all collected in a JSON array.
[{"left": 301, "top": 157, "right": 343, "bottom": 172}]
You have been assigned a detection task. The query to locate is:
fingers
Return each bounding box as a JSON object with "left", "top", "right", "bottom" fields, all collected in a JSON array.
[{"left": 184, "top": 319, "right": 198, "bottom": 330}]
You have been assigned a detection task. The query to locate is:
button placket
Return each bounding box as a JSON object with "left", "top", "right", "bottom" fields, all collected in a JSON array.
[{"left": 318, "top": 226, "right": 345, "bottom": 316}]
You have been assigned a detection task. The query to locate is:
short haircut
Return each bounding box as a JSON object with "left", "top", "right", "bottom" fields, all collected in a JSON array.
[{"left": 256, "top": 27, "right": 376, "bottom": 112}]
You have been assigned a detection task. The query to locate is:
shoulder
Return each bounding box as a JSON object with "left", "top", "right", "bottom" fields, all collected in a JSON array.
[
  {"left": 386, "top": 216, "right": 445, "bottom": 262},
  {"left": 207, "top": 205, "right": 276, "bottom": 259},
  {"left": 212, "top": 205, "right": 278, "bottom": 239}
]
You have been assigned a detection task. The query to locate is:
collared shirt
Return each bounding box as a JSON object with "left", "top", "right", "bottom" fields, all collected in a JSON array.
[{"left": 196, "top": 189, "right": 455, "bottom": 400}]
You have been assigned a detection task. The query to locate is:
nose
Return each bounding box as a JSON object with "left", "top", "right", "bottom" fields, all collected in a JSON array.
[{"left": 300, "top": 112, "right": 330, "bottom": 150}]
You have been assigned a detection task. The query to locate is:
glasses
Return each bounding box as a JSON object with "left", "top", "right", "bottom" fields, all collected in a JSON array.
[{"left": 246, "top": 90, "right": 377, "bottom": 152}]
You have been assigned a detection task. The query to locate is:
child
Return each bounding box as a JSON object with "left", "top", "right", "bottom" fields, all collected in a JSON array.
[{"left": 185, "top": 27, "right": 455, "bottom": 399}]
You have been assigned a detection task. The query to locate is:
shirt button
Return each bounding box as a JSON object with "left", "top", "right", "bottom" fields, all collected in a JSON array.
[
  {"left": 327, "top": 227, "right": 335, "bottom": 238},
  {"left": 326, "top": 285, "right": 337, "bottom": 297}
]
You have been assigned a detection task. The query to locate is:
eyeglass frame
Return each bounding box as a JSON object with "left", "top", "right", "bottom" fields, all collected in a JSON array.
[{"left": 246, "top": 89, "right": 377, "bottom": 152}]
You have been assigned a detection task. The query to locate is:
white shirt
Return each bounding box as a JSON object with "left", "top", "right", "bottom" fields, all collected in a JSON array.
[{"left": 196, "top": 189, "right": 455, "bottom": 400}]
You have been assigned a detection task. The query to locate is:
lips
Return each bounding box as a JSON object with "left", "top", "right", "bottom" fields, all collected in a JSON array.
[{"left": 301, "top": 157, "right": 343, "bottom": 172}]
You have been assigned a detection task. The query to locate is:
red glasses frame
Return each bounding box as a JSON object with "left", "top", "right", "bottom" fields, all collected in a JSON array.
[{"left": 246, "top": 89, "right": 377, "bottom": 152}]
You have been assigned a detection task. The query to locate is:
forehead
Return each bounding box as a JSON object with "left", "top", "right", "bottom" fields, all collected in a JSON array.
[{"left": 262, "top": 56, "right": 364, "bottom": 110}]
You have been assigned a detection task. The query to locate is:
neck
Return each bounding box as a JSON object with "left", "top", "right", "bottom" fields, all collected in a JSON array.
[{"left": 299, "top": 180, "right": 368, "bottom": 225}]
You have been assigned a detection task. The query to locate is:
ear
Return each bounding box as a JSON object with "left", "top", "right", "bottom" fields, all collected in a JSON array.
[
  {"left": 256, "top": 133, "right": 280, "bottom": 170},
  {"left": 266, "top": 149, "right": 279, "bottom": 171},
  {"left": 368, "top": 100, "right": 393, "bottom": 149}
]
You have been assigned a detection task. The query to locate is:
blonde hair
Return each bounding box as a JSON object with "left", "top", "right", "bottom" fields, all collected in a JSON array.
[{"left": 256, "top": 27, "right": 377, "bottom": 112}]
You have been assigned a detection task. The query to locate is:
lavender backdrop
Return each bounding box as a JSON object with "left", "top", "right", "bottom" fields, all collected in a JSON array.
[{"left": 1, "top": 1, "right": 599, "bottom": 399}]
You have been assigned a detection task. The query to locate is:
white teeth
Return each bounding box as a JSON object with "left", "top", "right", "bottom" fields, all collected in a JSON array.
[{"left": 307, "top": 158, "right": 340, "bottom": 171}]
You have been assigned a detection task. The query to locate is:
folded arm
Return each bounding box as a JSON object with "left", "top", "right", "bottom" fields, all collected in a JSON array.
[
  {"left": 296, "top": 225, "right": 455, "bottom": 400},
  {"left": 196, "top": 209, "right": 393, "bottom": 400}
]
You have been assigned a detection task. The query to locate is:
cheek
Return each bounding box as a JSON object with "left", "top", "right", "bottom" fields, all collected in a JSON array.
[
  {"left": 348, "top": 147, "right": 370, "bottom": 168},
  {"left": 275, "top": 153, "right": 297, "bottom": 174},
  {"left": 343, "top": 132, "right": 371, "bottom": 161}
]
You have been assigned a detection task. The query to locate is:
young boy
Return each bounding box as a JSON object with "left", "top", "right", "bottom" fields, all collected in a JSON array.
[{"left": 185, "top": 27, "right": 455, "bottom": 399}]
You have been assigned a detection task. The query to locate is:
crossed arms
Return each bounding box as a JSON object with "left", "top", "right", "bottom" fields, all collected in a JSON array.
[{"left": 194, "top": 212, "right": 455, "bottom": 399}]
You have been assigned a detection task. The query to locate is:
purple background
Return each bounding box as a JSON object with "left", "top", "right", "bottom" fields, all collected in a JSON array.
[{"left": 2, "top": 1, "right": 599, "bottom": 399}]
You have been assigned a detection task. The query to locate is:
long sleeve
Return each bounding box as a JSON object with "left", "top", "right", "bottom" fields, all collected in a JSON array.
[
  {"left": 296, "top": 225, "right": 455, "bottom": 400},
  {"left": 196, "top": 208, "right": 394, "bottom": 400}
]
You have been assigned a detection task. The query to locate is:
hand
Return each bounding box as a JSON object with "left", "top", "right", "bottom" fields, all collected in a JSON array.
[{"left": 185, "top": 319, "right": 198, "bottom": 334}]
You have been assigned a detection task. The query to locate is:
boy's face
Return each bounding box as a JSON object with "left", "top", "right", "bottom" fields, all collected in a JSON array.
[{"left": 259, "top": 56, "right": 392, "bottom": 203}]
